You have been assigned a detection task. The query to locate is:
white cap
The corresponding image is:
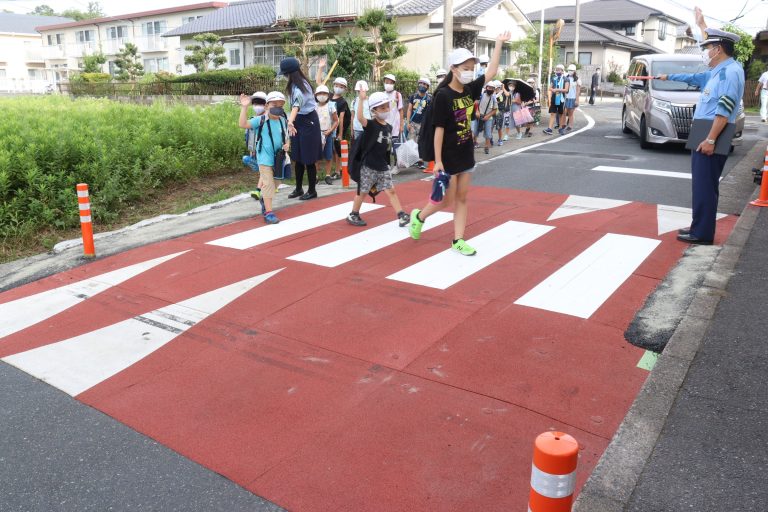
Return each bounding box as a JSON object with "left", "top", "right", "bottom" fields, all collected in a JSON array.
[
  {"left": 478, "top": 54, "right": 490, "bottom": 64},
  {"left": 567, "top": 64, "right": 577, "bottom": 72},
  {"left": 354, "top": 80, "right": 369, "bottom": 92},
  {"left": 368, "top": 91, "right": 389, "bottom": 109},
  {"left": 418, "top": 76, "right": 430, "bottom": 86},
  {"left": 448, "top": 48, "right": 478, "bottom": 66},
  {"left": 266, "top": 91, "right": 286, "bottom": 103},
  {"left": 436, "top": 68, "right": 447, "bottom": 77},
  {"left": 315, "top": 84, "right": 330, "bottom": 95},
  {"left": 333, "top": 77, "right": 348, "bottom": 87},
  {"left": 555, "top": 63, "right": 565, "bottom": 71},
  {"left": 251, "top": 91, "right": 267, "bottom": 101},
  {"left": 383, "top": 73, "right": 397, "bottom": 82}
]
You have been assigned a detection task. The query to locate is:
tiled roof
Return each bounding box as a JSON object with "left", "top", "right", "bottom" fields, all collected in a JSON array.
[
  {"left": 392, "top": 0, "right": 444, "bottom": 17},
  {"left": 163, "top": 0, "right": 273, "bottom": 37},
  {"left": 0, "top": 13, "right": 73, "bottom": 34},
  {"left": 35, "top": 3, "right": 227, "bottom": 32},
  {"left": 455, "top": 0, "right": 502, "bottom": 17},
  {"left": 528, "top": 0, "right": 682, "bottom": 25},
  {"left": 557, "top": 22, "right": 660, "bottom": 53}
]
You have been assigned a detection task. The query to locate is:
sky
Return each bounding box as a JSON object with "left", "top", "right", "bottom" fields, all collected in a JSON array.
[{"left": 2, "top": 0, "right": 767, "bottom": 33}]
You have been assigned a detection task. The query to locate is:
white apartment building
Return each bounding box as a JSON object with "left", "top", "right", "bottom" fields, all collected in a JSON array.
[
  {"left": 0, "top": 13, "right": 73, "bottom": 92},
  {"left": 35, "top": 2, "right": 227, "bottom": 82}
]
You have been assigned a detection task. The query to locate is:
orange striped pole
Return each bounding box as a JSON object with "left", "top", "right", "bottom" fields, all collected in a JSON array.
[
  {"left": 77, "top": 183, "right": 96, "bottom": 258},
  {"left": 423, "top": 160, "right": 434, "bottom": 174},
  {"left": 750, "top": 148, "right": 768, "bottom": 207},
  {"left": 528, "top": 431, "right": 579, "bottom": 512},
  {"left": 341, "top": 140, "right": 350, "bottom": 188}
]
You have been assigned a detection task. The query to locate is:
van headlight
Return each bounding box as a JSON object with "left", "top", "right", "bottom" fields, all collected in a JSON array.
[{"left": 652, "top": 99, "right": 672, "bottom": 114}]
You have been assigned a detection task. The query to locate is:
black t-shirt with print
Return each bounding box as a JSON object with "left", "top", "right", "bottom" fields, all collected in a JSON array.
[
  {"left": 431, "top": 75, "right": 485, "bottom": 175},
  {"left": 361, "top": 119, "right": 392, "bottom": 172},
  {"left": 407, "top": 92, "right": 432, "bottom": 124},
  {"left": 332, "top": 96, "right": 351, "bottom": 138}
]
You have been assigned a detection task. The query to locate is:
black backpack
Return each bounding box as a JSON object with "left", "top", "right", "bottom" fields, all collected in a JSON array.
[{"left": 348, "top": 130, "right": 381, "bottom": 202}]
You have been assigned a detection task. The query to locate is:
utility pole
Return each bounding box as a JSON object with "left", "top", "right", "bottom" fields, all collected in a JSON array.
[
  {"left": 444, "top": 0, "right": 453, "bottom": 68},
  {"left": 538, "top": 7, "right": 545, "bottom": 93},
  {"left": 573, "top": 0, "right": 581, "bottom": 66}
]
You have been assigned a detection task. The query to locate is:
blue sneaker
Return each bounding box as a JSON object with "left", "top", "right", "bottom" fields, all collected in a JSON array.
[{"left": 264, "top": 212, "right": 279, "bottom": 224}]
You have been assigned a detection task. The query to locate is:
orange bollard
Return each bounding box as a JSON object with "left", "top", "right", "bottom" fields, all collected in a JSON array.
[
  {"left": 750, "top": 148, "right": 768, "bottom": 207},
  {"left": 528, "top": 431, "right": 579, "bottom": 512},
  {"left": 423, "top": 160, "right": 435, "bottom": 174},
  {"left": 341, "top": 140, "right": 350, "bottom": 188},
  {"left": 76, "top": 183, "right": 96, "bottom": 258}
]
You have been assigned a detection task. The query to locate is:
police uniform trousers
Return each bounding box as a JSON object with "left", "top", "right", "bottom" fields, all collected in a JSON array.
[{"left": 690, "top": 150, "right": 728, "bottom": 242}]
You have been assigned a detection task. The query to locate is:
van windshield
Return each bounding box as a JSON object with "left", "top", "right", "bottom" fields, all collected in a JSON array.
[{"left": 651, "top": 61, "right": 708, "bottom": 91}]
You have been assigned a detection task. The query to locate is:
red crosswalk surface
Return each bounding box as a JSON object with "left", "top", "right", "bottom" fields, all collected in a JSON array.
[{"left": 0, "top": 182, "right": 735, "bottom": 511}]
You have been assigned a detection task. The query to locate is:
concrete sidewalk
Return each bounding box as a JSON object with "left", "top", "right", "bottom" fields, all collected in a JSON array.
[{"left": 575, "top": 194, "right": 768, "bottom": 510}]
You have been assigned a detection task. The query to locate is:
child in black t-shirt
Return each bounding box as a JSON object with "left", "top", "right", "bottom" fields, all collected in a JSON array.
[
  {"left": 408, "top": 31, "right": 512, "bottom": 256},
  {"left": 347, "top": 87, "right": 410, "bottom": 228}
]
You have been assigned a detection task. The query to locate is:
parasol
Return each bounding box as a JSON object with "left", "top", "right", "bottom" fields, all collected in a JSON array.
[{"left": 503, "top": 78, "right": 535, "bottom": 102}]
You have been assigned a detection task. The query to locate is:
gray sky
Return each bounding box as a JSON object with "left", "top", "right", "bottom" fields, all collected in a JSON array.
[{"left": 3, "top": 0, "right": 767, "bottom": 34}]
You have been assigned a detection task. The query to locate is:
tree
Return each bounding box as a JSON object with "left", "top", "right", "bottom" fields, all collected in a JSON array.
[
  {"left": 31, "top": 5, "right": 56, "bottom": 16},
  {"left": 81, "top": 51, "right": 107, "bottom": 73},
  {"left": 60, "top": 2, "right": 104, "bottom": 21},
  {"left": 184, "top": 33, "right": 227, "bottom": 73},
  {"left": 114, "top": 43, "right": 144, "bottom": 81},
  {"left": 282, "top": 18, "right": 324, "bottom": 75},
  {"left": 356, "top": 9, "right": 406, "bottom": 82},
  {"left": 722, "top": 23, "right": 754, "bottom": 65},
  {"left": 747, "top": 59, "right": 766, "bottom": 81},
  {"left": 321, "top": 31, "right": 375, "bottom": 81},
  {"left": 509, "top": 26, "right": 550, "bottom": 79}
]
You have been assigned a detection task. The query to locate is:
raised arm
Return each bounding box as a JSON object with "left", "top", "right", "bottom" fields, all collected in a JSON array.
[
  {"left": 485, "top": 31, "right": 512, "bottom": 83},
  {"left": 238, "top": 94, "right": 252, "bottom": 129},
  {"left": 357, "top": 90, "right": 368, "bottom": 128}
]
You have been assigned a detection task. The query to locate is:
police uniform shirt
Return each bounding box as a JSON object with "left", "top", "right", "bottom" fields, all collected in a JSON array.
[{"left": 668, "top": 57, "right": 745, "bottom": 124}]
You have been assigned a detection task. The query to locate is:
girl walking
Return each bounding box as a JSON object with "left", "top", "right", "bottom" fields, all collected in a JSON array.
[{"left": 408, "top": 31, "right": 511, "bottom": 256}]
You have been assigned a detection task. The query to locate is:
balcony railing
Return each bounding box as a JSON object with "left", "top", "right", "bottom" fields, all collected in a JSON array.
[
  {"left": 136, "top": 35, "right": 168, "bottom": 52},
  {"left": 25, "top": 47, "right": 45, "bottom": 63},
  {"left": 275, "top": 0, "right": 386, "bottom": 20},
  {"left": 67, "top": 41, "right": 98, "bottom": 58},
  {"left": 43, "top": 44, "right": 67, "bottom": 60},
  {"left": 104, "top": 37, "right": 132, "bottom": 55}
]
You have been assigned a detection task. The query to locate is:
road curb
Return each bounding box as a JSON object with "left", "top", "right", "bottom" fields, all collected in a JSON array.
[{"left": 572, "top": 146, "right": 765, "bottom": 511}]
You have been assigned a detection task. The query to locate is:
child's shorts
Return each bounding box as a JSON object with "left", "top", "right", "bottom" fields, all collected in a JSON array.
[
  {"left": 494, "top": 113, "right": 505, "bottom": 130},
  {"left": 258, "top": 165, "right": 276, "bottom": 199},
  {"left": 359, "top": 164, "right": 394, "bottom": 195},
  {"left": 321, "top": 134, "right": 335, "bottom": 160}
]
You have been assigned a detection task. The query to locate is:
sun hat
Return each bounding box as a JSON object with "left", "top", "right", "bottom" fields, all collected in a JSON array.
[
  {"left": 315, "top": 84, "right": 330, "bottom": 95},
  {"left": 354, "top": 80, "right": 369, "bottom": 92},
  {"left": 448, "top": 48, "right": 479, "bottom": 66},
  {"left": 333, "top": 77, "right": 348, "bottom": 87},
  {"left": 383, "top": 73, "right": 397, "bottom": 82},
  {"left": 368, "top": 91, "right": 389, "bottom": 109},
  {"left": 279, "top": 57, "right": 300, "bottom": 75},
  {"left": 251, "top": 91, "right": 267, "bottom": 102},
  {"left": 418, "top": 77, "right": 430, "bottom": 86},
  {"left": 567, "top": 64, "right": 577, "bottom": 72},
  {"left": 266, "top": 91, "right": 286, "bottom": 103}
]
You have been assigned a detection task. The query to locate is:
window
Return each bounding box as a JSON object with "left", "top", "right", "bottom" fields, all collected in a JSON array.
[
  {"left": 143, "top": 21, "right": 167, "bottom": 35},
  {"left": 76, "top": 30, "right": 95, "bottom": 43},
  {"left": 28, "top": 69, "right": 44, "bottom": 80},
  {"left": 183, "top": 15, "right": 203, "bottom": 24},
  {"left": 0, "top": 69, "right": 6, "bottom": 78},
  {"left": 253, "top": 41, "right": 286, "bottom": 68},
  {"left": 658, "top": 20, "right": 667, "bottom": 40},
  {"left": 107, "top": 25, "right": 129, "bottom": 39},
  {"left": 108, "top": 61, "right": 117, "bottom": 76},
  {"left": 625, "top": 24, "right": 635, "bottom": 36},
  {"left": 229, "top": 49, "right": 241, "bottom": 66},
  {"left": 46, "top": 33, "right": 64, "bottom": 46},
  {"left": 565, "top": 52, "right": 593, "bottom": 66},
  {"left": 143, "top": 57, "right": 170, "bottom": 73}
]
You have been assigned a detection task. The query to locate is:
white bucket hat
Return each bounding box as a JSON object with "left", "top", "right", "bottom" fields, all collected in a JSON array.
[
  {"left": 266, "top": 91, "right": 286, "bottom": 103},
  {"left": 368, "top": 91, "right": 389, "bottom": 109}
]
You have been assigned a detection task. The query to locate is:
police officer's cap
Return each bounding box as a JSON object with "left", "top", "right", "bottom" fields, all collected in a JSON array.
[{"left": 700, "top": 28, "right": 741, "bottom": 47}]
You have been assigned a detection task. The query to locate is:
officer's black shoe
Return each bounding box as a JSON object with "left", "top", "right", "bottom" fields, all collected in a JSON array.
[
  {"left": 676, "top": 233, "right": 712, "bottom": 245},
  {"left": 678, "top": 228, "right": 691, "bottom": 235}
]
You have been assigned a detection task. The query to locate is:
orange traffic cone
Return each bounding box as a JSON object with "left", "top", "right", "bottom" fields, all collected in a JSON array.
[
  {"left": 750, "top": 149, "right": 768, "bottom": 207},
  {"left": 528, "top": 431, "right": 579, "bottom": 512},
  {"left": 423, "top": 160, "right": 435, "bottom": 174}
]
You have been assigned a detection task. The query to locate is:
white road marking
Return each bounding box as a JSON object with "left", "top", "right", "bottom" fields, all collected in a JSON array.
[
  {"left": 207, "top": 202, "right": 383, "bottom": 250},
  {"left": 514, "top": 234, "right": 660, "bottom": 319},
  {"left": 592, "top": 165, "right": 691, "bottom": 180},
  {"left": 657, "top": 205, "right": 727, "bottom": 235},
  {"left": 387, "top": 221, "right": 554, "bottom": 289},
  {"left": 0, "top": 251, "right": 188, "bottom": 340},
  {"left": 548, "top": 195, "right": 632, "bottom": 221},
  {"left": 2, "top": 269, "right": 283, "bottom": 396},
  {"left": 288, "top": 212, "right": 453, "bottom": 268}
]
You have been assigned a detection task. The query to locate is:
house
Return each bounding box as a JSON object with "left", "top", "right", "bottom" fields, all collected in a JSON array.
[
  {"left": 528, "top": 0, "right": 693, "bottom": 77},
  {"left": 162, "top": 0, "right": 532, "bottom": 77},
  {"left": 35, "top": 2, "right": 227, "bottom": 81},
  {"left": 0, "top": 13, "right": 73, "bottom": 92}
]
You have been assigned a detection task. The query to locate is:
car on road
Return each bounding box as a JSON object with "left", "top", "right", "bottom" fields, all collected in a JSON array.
[{"left": 622, "top": 54, "right": 744, "bottom": 150}]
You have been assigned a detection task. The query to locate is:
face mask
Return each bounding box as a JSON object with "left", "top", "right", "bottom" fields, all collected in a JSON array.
[
  {"left": 556, "top": 72, "right": 563, "bottom": 76},
  {"left": 333, "top": 87, "right": 344, "bottom": 95},
  {"left": 702, "top": 48, "right": 714, "bottom": 67},
  {"left": 458, "top": 70, "right": 474, "bottom": 84},
  {"left": 375, "top": 111, "right": 389, "bottom": 120},
  {"left": 269, "top": 107, "right": 284, "bottom": 116},
  {"left": 253, "top": 105, "right": 265, "bottom": 115},
  {"left": 316, "top": 94, "right": 328, "bottom": 103},
  {"left": 384, "top": 83, "right": 395, "bottom": 92},
  {"left": 485, "top": 89, "right": 494, "bottom": 95},
  {"left": 418, "top": 86, "right": 428, "bottom": 93},
  {"left": 437, "top": 75, "right": 446, "bottom": 82}
]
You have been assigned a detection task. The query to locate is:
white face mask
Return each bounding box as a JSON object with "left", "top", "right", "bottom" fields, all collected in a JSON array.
[
  {"left": 702, "top": 47, "right": 714, "bottom": 67},
  {"left": 253, "top": 105, "right": 265, "bottom": 115},
  {"left": 458, "top": 70, "right": 474, "bottom": 84},
  {"left": 333, "top": 87, "right": 344, "bottom": 95},
  {"left": 316, "top": 94, "right": 328, "bottom": 103},
  {"left": 384, "top": 83, "right": 395, "bottom": 92},
  {"left": 375, "top": 110, "right": 389, "bottom": 120}
]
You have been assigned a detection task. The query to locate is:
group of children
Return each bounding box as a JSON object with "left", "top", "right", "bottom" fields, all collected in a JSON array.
[
  {"left": 240, "top": 32, "right": 530, "bottom": 258},
  {"left": 544, "top": 63, "right": 581, "bottom": 136},
  {"left": 471, "top": 78, "right": 540, "bottom": 154}
]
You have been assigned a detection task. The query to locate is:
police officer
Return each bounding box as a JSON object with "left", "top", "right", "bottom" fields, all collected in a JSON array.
[{"left": 658, "top": 28, "right": 745, "bottom": 245}]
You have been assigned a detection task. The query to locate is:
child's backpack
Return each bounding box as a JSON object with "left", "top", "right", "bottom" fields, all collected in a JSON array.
[
  {"left": 245, "top": 115, "right": 267, "bottom": 154},
  {"left": 348, "top": 130, "right": 380, "bottom": 202}
]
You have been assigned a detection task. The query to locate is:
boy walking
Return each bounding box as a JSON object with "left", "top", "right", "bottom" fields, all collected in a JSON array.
[
  {"left": 474, "top": 82, "right": 498, "bottom": 154},
  {"left": 406, "top": 77, "right": 432, "bottom": 169}
]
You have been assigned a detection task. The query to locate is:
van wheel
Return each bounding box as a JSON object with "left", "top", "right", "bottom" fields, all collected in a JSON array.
[
  {"left": 640, "top": 117, "right": 652, "bottom": 149},
  {"left": 621, "top": 108, "right": 632, "bottom": 134}
]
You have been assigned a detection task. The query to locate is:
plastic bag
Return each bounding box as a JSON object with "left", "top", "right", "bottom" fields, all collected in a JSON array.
[{"left": 396, "top": 139, "right": 420, "bottom": 168}]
